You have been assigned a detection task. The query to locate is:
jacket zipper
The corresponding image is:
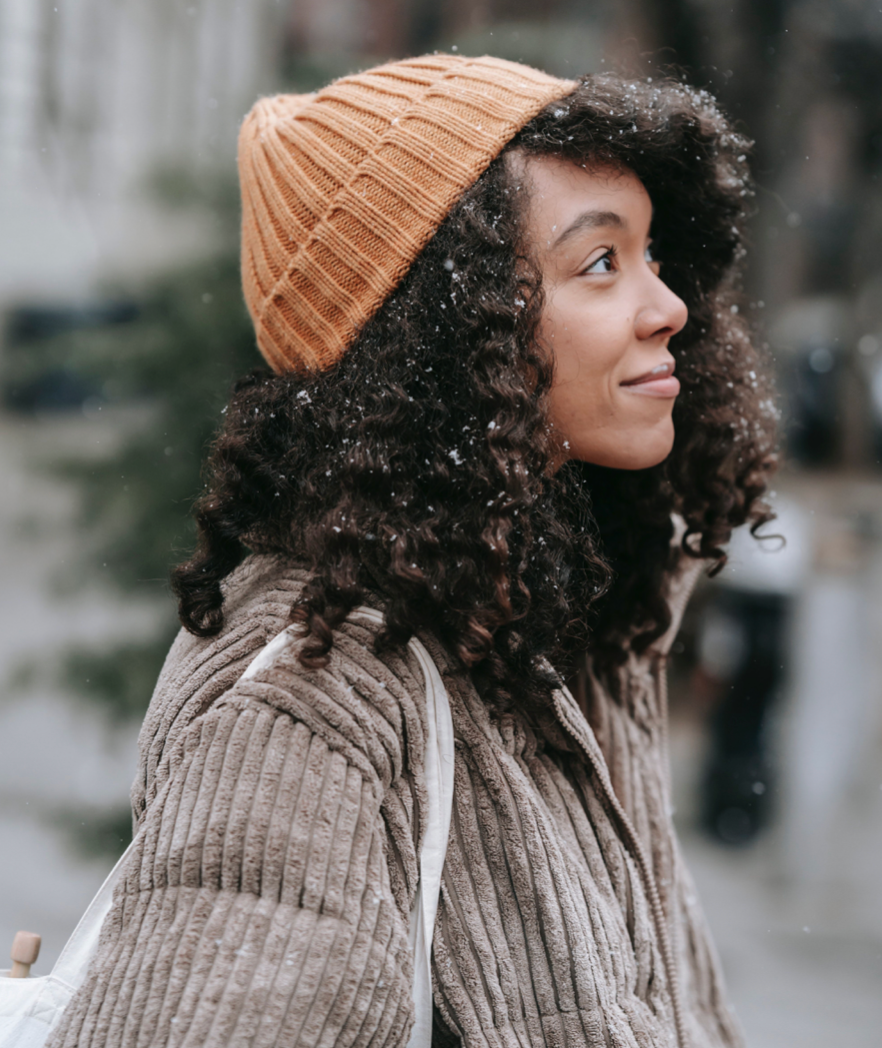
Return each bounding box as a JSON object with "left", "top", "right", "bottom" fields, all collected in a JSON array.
[{"left": 551, "top": 681, "right": 688, "bottom": 1048}]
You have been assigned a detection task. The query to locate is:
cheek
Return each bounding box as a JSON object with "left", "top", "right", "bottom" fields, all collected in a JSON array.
[{"left": 544, "top": 297, "right": 629, "bottom": 404}]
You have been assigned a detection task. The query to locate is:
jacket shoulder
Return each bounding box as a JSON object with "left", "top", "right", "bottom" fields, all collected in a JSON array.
[
  {"left": 132, "top": 555, "right": 309, "bottom": 820},
  {"left": 133, "top": 555, "right": 428, "bottom": 824}
]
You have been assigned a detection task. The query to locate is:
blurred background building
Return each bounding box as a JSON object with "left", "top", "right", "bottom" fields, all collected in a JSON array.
[{"left": 1, "top": 1, "right": 881, "bottom": 1045}]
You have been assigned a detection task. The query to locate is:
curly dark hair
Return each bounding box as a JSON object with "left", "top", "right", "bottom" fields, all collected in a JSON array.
[{"left": 172, "top": 73, "right": 776, "bottom": 714}]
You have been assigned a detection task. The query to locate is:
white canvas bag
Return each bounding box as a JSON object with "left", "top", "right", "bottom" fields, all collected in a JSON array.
[{"left": 0, "top": 607, "right": 455, "bottom": 1048}]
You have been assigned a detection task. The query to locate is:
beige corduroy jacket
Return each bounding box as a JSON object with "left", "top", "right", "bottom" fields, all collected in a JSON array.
[{"left": 49, "top": 553, "right": 742, "bottom": 1048}]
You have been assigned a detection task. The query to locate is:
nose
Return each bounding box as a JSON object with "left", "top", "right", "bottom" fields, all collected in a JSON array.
[{"left": 634, "top": 275, "right": 688, "bottom": 343}]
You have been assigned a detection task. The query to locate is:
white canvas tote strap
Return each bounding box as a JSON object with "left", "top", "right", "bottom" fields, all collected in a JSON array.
[
  {"left": 49, "top": 834, "right": 137, "bottom": 989},
  {"left": 47, "top": 620, "right": 296, "bottom": 989},
  {"left": 347, "top": 608, "right": 455, "bottom": 1048},
  {"left": 49, "top": 606, "right": 455, "bottom": 1048}
]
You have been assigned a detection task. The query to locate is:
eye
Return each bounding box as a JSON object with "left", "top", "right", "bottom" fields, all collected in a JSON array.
[
  {"left": 582, "top": 248, "right": 616, "bottom": 275},
  {"left": 645, "top": 242, "right": 661, "bottom": 271}
]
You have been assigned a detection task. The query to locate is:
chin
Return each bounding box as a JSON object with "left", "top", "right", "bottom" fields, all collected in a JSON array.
[
  {"left": 636, "top": 446, "right": 674, "bottom": 470},
  {"left": 629, "top": 419, "right": 676, "bottom": 469},
  {"left": 573, "top": 424, "right": 675, "bottom": 471},
  {"left": 631, "top": 441, "right": 675, "bottom": 470},
  {"left": 613, "top": 450, "right": 672, "bottom": 470}
]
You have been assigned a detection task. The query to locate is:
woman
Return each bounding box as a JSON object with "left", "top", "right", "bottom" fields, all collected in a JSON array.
[{"left": 51, "top": 55, "right": 774, "bottom": 1048}]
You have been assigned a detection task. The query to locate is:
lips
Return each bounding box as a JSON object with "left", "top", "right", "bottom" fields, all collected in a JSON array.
[{"left": 620, "top": 360, "right": 680, "bottom": 398}]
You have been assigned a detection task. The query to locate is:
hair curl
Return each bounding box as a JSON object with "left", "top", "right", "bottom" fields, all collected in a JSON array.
[{"left": 172, "top": 73, "right": 776, "bottom": 715}]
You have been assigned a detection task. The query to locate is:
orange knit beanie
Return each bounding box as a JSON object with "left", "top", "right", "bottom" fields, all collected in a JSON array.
[{"left": 238, "top": 54, "right": 576, "bottom": 373}]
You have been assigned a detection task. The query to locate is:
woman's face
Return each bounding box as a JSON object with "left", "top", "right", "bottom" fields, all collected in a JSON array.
[{"left": 518, "top": 155, "right": 689, "bottom": 472}]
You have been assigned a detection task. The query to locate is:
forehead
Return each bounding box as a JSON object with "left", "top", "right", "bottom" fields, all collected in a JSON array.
[{"left": 514, "top": 154, "right": 652, "bottom": 246}]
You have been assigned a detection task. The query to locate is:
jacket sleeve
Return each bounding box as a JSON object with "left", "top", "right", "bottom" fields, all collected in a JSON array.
[{"left": 48, "top": 628, "right": 427, "bottom": 1048}]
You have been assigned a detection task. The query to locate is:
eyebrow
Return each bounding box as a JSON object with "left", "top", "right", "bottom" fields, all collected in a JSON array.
[{"left": 550, "top": 209, "right": 627, "bottom": 250}]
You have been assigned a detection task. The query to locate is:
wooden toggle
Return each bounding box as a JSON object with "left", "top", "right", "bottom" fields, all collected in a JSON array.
[{"left": 10, "top": 931, "right": 41, "bottom": 978}]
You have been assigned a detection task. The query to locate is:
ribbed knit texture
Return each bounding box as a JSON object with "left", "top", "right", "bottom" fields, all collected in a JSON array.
[
  {"left": 48, "top": 555, "right": 743, "bottom": 1048},
  {"left": 238, "top": 55, "right": 575, "bottom": 373}
]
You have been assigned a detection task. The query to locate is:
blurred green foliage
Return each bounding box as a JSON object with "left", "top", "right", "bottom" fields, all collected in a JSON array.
[
  {"left": 55, "top": 248, "right": 257, "bottom": 720},
  {"left": 3, "top": 181, "right": 259, "bottom": 725},
  {"left": 52, "top": 804, "right": 135, "bottom": 861},
  {"left": 54, "top": 251, "right": 256, "bottom": 591}
]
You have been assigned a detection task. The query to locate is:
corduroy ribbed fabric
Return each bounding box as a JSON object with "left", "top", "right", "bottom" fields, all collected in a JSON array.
[
  {"left": 238, "top": 54, "right": 576, "bottom": 373},
  {"left": 47, "top": 554, "right": 744, "bottom": 1048}
]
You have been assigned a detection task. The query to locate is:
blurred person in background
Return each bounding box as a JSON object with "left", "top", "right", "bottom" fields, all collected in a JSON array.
[
  {"left": 693, "top": 496, "right": 810, "bottom": 845},
  {"left": 47, "top": 56, "right": 775, "bottom": 1048}
]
